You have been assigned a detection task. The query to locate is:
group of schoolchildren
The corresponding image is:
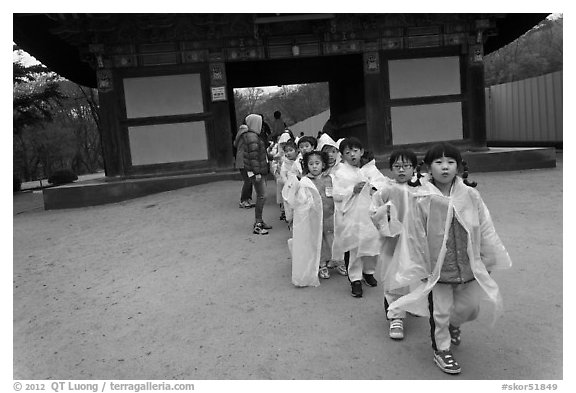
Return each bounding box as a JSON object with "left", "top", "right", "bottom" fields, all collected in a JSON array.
[{"left": 239, "top": 117, "right": 512, "bottom": 375}]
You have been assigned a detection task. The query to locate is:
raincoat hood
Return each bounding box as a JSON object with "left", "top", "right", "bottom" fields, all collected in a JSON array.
[
  {"left": 278, "top": 131, "right": 292, "bottom": 144},
  {"left": 317, "top": 133, "right": 339, "bottom": 152},
  {"left": 245, "top": 114, "right": 262, "bottom": 134}
]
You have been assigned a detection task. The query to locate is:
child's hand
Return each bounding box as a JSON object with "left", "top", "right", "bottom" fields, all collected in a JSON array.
[{"left": 353, "top": 182, "right": 366, "bottom": 194}]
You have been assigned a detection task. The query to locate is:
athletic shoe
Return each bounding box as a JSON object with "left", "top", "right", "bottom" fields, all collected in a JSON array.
[
  {"left": 362, "top": 273, "right": 378, "bottom": 287},
  {"left": 389, "top": 319, "right": 404, "bottom": 340},
  {"left": 351, "top": 280, "right": 363, "bottom": 297},
  {"left": 319, "top": 266, "right": 330, "bottom": 279},
  {"left": 239, "top": 201, "right": 254, "bottom": 208},
  {"left": 336, "top": 265, "right": 348, "bottom": 276},
  {"left": 259, "top": 221, "right": 272, "bottom": 229},
  {"left": 449, "top": 324, "right": 461, "bottom": 346},
  {"left": 253, "top": 222, "right": 269, "bottom": 235},
  {"left": 433, "top": 350, "right": 461, "bottom": 374}
]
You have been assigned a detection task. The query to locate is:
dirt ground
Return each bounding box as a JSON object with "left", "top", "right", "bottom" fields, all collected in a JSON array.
[{"left": 11, "top": 154, "right": 564, "bottom": 383}]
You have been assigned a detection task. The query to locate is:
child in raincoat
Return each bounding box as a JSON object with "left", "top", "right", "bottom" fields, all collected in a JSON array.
[
  {"left": 370, "top": 149, "right": 422, "bottom": 340},
  {"left": 332, "top": 137, "right": 388, "bottom": 298},
  {"left": 271, "top": 132, "right": 293, "bottom": 221},
  {"left": 387, "top": 142, "right": 512, "bottom": 375},
  {"left": 280, "top": 139, "right": 300, "bottom": 227},
  {"left": 289, "top": 151, "right": 336, "bottom": 286},
  {"left": 282, "top": 136, "right": 317, "bottom": 227},
  {"left": 294, "top": 136, "right": 317, "bottom": 175},
  {"left": 317, "top": 133, "right": 347, "bottom": 276},
  {"left": 317, "top": 133, "right": 343, "bottom": 176}
]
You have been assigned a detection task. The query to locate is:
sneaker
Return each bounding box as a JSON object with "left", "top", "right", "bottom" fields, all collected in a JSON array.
[
  {"left": 246, "top": 199, "right": 256, "bottom": 208},
  {"left": 253, "top": 222, "right": 269, "bottom": 235},
  {"left": 239, "top": 200, "right": 255, "bottom": 208},
  {"left": 351, "top": 280, "right": 363, "bottom": 298},
  {"left": 389, "top": 319, "right": 404, "bottom": 340},
  {"left": 259, "top": 221, "right": 272, "bottom": 230},
  {"left": 433, "top": 350, "right": 461, "bottom": 374},
  {"left": 449, "top": 324, "right": 461, "bottom": 346},
  {"left": 336, "top": 265, "right": 348, "bottom": 276},
  {"left": 319, "top": 266, "right": 330, "bottom": 279},
  {"left": 362, "top": 273, "right": 378, "bottom": 287}
]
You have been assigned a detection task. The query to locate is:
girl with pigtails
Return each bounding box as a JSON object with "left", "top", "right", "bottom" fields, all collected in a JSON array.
[{"left": 386, "top": 142, "right": 511, "bottom": 375}]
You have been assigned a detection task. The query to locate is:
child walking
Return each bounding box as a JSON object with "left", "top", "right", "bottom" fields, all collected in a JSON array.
[
  {"left": 295, "top": 135, "right": 317, "bottom": 175},
  {"left": 387, "top": 142, "right": 512, "bottom": 374},
  {"left": 370, "top": 149, "right": 421, "bottom": 340},
  {"left": 282, "top": 136, "right": 317, "bottom": 227},
  {"left": 317, "top": 133, "right": 342, "bottom": 176},
  {"left": 289, "top": 151, "right": 336, "bottom": 286},
  {"left": 280, "top": 139, "right": 301, "bottom": 227},
  {"left": 271, "top": 132, "right": 292, "bottom": 221},
  {"left": 332, "top": 137, "right": 384, "bottom": 298},
  {"left": 317, "top": 133, "right": 347, "bottom": 276}
]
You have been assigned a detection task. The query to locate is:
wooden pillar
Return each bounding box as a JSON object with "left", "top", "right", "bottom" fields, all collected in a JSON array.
[
  {"left": 96, "top": 69, "right": 125, "bottom": 177},
  {"left": 466, "top": 45, "right": 488, "bottom": 147},
  {"left": 363, "top": 51, "right": 390, "bottom": 155},
  {"left": 208, "top": 59, "right": 233, "bottom": 168},
  {"left": 210, "top": 101, "right": 234, "bottom": 168}
]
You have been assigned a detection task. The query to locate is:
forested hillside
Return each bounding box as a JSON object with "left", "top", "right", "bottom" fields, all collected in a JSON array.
[{"left": 484, "top": 15, "right": 562, "bottom": 86}]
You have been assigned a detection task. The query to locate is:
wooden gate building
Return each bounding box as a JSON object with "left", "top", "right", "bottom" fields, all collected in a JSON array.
[{"left": 14, "top": 13, "right": 549, "bottom": 181}]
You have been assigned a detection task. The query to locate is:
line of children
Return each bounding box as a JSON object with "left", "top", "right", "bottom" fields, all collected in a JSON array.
[{"left": 271, "top": 134, "right": 511, "bottom": 375}]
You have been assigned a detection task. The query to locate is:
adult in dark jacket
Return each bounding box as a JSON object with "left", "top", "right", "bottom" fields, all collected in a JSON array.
[{"left": 242, "top": 114, "right": 272, "bottom": 235}]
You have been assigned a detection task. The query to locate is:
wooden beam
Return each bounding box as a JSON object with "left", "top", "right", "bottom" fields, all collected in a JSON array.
[{"left": 254, "top": 14, "right": 335, "bottom": 24}]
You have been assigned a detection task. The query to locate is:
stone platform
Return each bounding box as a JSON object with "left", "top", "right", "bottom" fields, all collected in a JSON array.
[{"left": 41, "top": 147, "right": 557, "bottom": 210}]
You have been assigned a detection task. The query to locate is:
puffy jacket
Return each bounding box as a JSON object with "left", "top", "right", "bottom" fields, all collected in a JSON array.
[
  {"left": 242, "top": 130, "right": 269, "bottom": 175},
  {"left": 234, "top": 125, "right": 248, "bottom": 169}
]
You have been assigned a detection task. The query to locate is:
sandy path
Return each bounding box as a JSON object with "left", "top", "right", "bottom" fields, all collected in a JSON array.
[{"left": 13, "top": 157, "right": 563, "bottom": 380}]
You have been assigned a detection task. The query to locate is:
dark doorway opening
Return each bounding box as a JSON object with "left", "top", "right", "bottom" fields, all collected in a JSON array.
[
  {"left": 226, "top": 54, "right": 366, "bottom": 142},
  {"left": 232, "top": 82, "right": 330, "bottom": 138}
]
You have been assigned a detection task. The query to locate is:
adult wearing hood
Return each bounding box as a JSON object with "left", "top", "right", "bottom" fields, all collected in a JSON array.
[
  {"left": 233, "top": 124, "right": 255, "bottom": 209},
  {"left": 242, "top": 114, "right": 273, "bottom": 235}
]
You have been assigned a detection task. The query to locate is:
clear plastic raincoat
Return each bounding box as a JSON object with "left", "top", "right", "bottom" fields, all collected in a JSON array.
[
  {"left": 370, "top": 180, "right": 416, "bottom": 283},
  {"left": 280, "top": 158, "right": 302, "bottom": 223},
  {"left": 332, "top": 161, "right": 388, "bottom": 259},
  {"left": 288, "top": 176, "right": 324, "bottom": 287},
  {"left": 386, "top": 177, "right": 512, "bottom": 323}
]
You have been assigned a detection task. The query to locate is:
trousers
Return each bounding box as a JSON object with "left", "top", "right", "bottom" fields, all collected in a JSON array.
[
  {"left": 346, "top": 247, "right": 377, "bottom": 282},
  {"left": 250, "top": 175, "right": 267, "bottom": 222},
  {"left": 428, "top": 280, "right": 481, "bottom": 351}
]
